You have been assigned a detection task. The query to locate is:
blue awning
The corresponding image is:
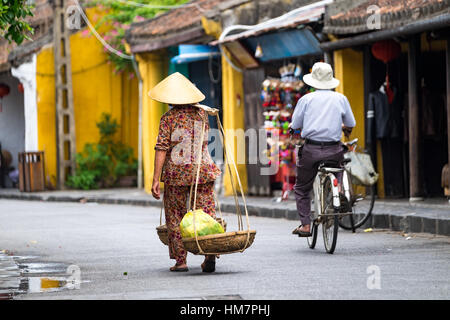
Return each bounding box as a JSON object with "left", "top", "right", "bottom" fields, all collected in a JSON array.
[
  {"left": 170, "top": 45, "right": 220, "bottom": 65},
  {"left": 242, "top": 28, "right": 322, "bottom": 62}
]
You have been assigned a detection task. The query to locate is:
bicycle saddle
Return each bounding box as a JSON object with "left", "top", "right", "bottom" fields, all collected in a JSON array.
[{"left": 318, "top": 159, "right": 350, "bottom": 173}]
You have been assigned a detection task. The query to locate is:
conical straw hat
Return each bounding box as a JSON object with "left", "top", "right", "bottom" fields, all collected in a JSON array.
[{"left": 148, "top": 72, "right": 205, "bottom": 105}]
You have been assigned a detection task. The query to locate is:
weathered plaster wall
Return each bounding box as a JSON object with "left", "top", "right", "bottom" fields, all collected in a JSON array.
[
  {"left": 136, "top": 51, "right": 168, "bottom": 194},
  {"left": 0, "top": 73, "right": 25, "bottom": 174},
  {"left": 35, "top": 8, "right": 139, "bottom": 188}
]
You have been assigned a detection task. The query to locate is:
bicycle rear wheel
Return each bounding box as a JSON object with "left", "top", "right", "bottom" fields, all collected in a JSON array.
[
  {"left": 307, "top": 221, "right": 319, "bottom": 249},
  {"left": 339, "top": 182, "right": 376, "bottom": 230},
  {"left": 322, "top": 177, "right": 338, "bottom": 254}
]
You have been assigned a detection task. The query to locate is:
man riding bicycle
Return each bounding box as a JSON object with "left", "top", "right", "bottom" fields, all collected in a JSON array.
[{"left": 290, "top": 62, "right": 356, "bottom": 237}]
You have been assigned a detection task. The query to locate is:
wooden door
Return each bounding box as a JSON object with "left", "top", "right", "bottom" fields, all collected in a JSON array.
[{"left": 243, "top": 68, "right": 271, "bottom": 196}]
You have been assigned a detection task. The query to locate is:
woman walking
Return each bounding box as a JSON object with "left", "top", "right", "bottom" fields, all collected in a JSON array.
[{"left": 149, "top": 72, "right": 221, "bottom": 273}]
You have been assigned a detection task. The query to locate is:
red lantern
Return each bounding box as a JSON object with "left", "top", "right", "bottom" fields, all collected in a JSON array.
[
  {"left": 0, "top": 83, "right": 9, "bottom": 98},
  {"left": 18, "top": 82, "right": 24, "bottom": 94},
  {"left": 371, "top": 40, "right": 401, "bottom": 63},
  {"left": 0, "top": 83, "right": 10, "bottom": 113},
  {"left": 371, "top": 40, "right": 401, "bottom": 104}
]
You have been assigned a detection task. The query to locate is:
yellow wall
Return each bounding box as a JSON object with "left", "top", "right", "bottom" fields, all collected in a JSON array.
[
  {"left": 36, "top": 8, "right": 139, "bottom": 188},
  {"left": 202, "top": 17, "right": 248, "bottom": 195},
  {"left": 136, "top": 51, "right": 168, "bottom": 194},
  {"left": 333, "top": 48, "right": 384, "bottom": 196},
  {"left": 36, "top": 46, "right": 57, "bottom": 187},
  {"left": 120, "top": 72, "right": 139, "bottom": 156},
  {"left": 221, "top": 50, "right": 248, "bottom": 196},
  {"left": 334, "top": 48, "right": 365, "bottom": 146}
]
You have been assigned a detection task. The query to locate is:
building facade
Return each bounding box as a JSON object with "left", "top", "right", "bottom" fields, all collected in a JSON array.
[
  {"left": 322, "top": 0, "right": 450, "bottom": 199},
  {"left": 0, "top": 2, "right": 139, "bottom": 188}
]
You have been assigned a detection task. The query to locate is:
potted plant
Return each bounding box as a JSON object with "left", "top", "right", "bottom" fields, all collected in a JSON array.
[
  {"left": 113, "top": 143, "right": 138, "bottom": 188},
  {"left": 67, "top": 113, "right": 138, "bottom": 190}
]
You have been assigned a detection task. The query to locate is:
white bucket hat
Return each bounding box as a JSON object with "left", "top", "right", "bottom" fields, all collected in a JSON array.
[{"left": 303, "top": 62, "right": 340, "bottom": 90}]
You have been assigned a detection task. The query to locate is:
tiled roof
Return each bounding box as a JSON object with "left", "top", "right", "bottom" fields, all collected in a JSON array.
[
  {"left": 323, "top": 0, "right": 450, "bottom": 35},
  {"left": 0, "top": 0, "right": 79, "bottom": 70},
  {"left": 130, "top": 0, "right": 220, "bottom": 38},
  {"left": 127, "top": 0, "right": 221, "bottom": 52}
]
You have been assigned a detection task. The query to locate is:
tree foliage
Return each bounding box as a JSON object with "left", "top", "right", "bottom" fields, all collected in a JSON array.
[{"left": 0, "top": 0, "right": 34, "bottom": 44}]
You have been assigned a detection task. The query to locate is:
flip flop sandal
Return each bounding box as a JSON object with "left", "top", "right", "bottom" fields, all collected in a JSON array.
[
  {"left": 202, "top": 260, "right": 216, "bottom": 273},
  {"left": 292, "top": 225, "right": 312, "bottom": 237},
  {"left": 170, "top": 266, "right": 189, "bottom": 272}
]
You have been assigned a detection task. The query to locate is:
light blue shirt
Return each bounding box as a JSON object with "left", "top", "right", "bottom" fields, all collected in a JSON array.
[{"left": 291, "top": 89, "right": 356, "bottom": 142}]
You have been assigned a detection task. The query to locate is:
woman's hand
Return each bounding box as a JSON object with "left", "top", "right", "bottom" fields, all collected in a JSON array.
[
  {"left": 151, "top": 179, "right": 161, "bottom": 199},
  {"left": 152, "top": 150, "right": 167, "bottom": 200}
]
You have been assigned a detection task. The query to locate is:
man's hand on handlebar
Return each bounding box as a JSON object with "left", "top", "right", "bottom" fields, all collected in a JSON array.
[{"left": 288, "top": 123, "right": 301, "bottom": 135}]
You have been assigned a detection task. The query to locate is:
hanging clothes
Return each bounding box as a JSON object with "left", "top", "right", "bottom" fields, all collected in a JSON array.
[
  {"left": 421, "top": 87, "right": 448, "bottom": 196},
  {"left": 421, "top": 88, "right": 446, "bottom": 141},
  {"left": 368, "top": 91, "right": 390, "bottom": 140},
  {"left": 368, "top": 87, "right": 405, "bottom": 197},
  {"left": 367, "top": 88, "right": 402, "bottom": 140}
]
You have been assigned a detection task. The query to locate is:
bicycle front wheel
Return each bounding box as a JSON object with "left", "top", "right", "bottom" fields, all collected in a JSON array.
[{"left": 339, "top": 182, "right": 376, "bottom": 230}]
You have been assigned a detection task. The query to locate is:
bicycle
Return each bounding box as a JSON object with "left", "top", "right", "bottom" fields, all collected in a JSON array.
[
  {"left": 306, "top": 139, "right": 376, "bottom": 253},
  {"left": 306, "top": 156, "right": 352, "bottom": 254}
]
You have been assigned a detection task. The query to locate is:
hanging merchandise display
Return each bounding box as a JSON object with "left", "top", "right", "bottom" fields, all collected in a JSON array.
[{"left": 261, "top": 64, "right": 314, "bottom": 200}]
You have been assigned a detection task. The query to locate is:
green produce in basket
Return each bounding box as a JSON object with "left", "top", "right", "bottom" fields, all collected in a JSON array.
[{"left": 180, "top": 210, "right": 225, "bottom": 238}]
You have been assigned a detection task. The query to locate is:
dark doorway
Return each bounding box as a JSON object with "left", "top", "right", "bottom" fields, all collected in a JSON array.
[
  {"left": 365, "top": 44, "right": 448, "bottom": 198},
  {"left": 188, "top": 58, "right": 222, "bottom": 130}
]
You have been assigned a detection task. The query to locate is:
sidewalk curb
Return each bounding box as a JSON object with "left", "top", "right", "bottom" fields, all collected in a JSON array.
[{"left": 1, "top": 192, "right": 449, "bottom": 237}]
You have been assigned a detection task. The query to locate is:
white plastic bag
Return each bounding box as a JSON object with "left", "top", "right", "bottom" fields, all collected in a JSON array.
[{"left": 344, "top": 152, "right": 379, "bottom": 186}]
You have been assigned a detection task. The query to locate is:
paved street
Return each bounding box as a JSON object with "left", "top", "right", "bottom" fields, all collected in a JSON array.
[{"left": 0, "top": 199, "right": 449, "bottom": 300}]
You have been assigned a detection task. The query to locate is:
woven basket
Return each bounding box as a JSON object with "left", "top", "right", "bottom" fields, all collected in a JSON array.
[
  {"left": 156, "top": 218, "right": 227, "bottom": 247},
  {"left": 182, "top": 230, "right": 256, "bottom": 255},
  {"left": 156, "top": 225, "right": 170, "bottom": 246}
]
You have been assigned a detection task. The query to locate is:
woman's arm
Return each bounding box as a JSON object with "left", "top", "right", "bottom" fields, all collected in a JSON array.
[
  {"left": 152, "top": 113, "right": 171, "bottom": 200},
  {"left": 151, "top": 150, "right": 167, "bottom": 199}
]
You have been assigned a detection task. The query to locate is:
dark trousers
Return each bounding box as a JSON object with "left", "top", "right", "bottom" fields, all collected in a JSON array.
[{"left": 294, "top": 143, "right": 345, "bottom": 225}]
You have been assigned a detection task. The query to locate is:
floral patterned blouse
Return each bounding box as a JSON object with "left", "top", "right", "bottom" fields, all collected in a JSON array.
[{"left": 155, "top": 105, "right": 222, "bottom": 186}]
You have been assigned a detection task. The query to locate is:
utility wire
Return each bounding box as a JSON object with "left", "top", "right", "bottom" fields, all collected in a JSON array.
[
  {"left": 31, "top": 0, "right": 205, "bottom": 60},
  {"left": 74, "top": 0, "right": 133, "bottom": 59},
  {"left": 72, "top": 0, "right": 207, "bottom": 60}
]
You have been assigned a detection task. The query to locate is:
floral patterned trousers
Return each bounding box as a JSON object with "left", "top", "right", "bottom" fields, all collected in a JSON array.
[{"left": 163, "top": 182, "right": 216, "bottom": 265}]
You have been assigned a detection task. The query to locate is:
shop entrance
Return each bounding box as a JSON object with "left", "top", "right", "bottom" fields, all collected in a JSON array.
[
  {"left": 420, "top": 50, "right": 448, "bottom": 197},
  {"left": 0, "top": 72, "right": 25, "bottom": 188},
  {"left": 366, "top": 42, "right": 448, "bottom": 198}
]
